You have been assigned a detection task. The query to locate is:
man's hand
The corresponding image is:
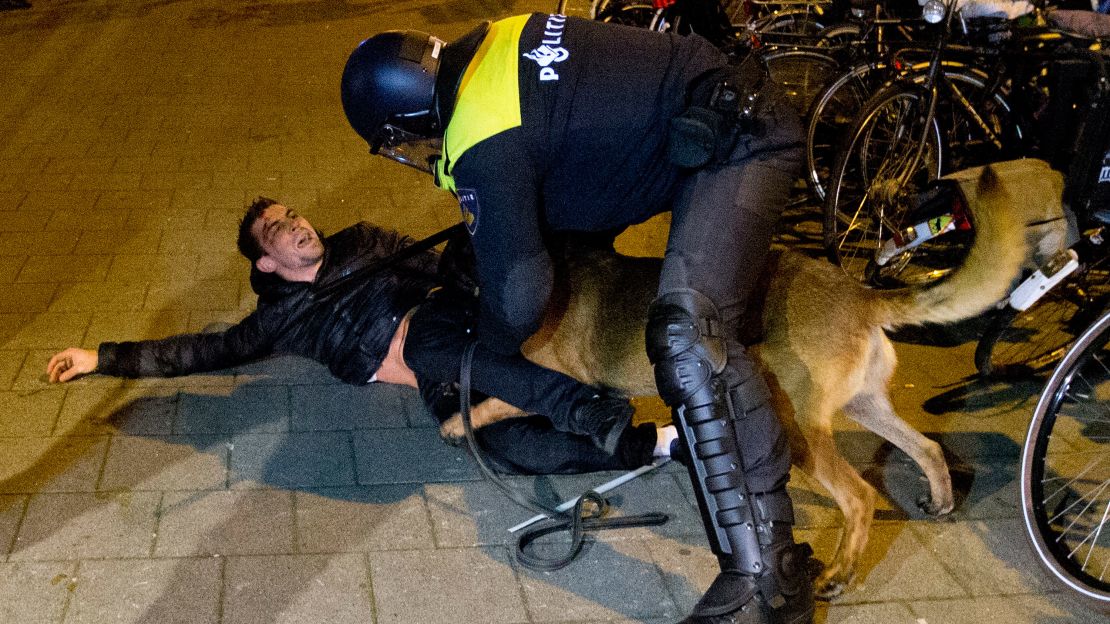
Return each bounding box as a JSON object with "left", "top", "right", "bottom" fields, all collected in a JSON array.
[{"left": 47, "top": 348, "right": 98, "bottom": 383}]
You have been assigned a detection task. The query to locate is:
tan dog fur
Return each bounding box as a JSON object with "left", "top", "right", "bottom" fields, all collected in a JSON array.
[{"left": 441, "top": 166, "right": 1027, "bottom": 597}]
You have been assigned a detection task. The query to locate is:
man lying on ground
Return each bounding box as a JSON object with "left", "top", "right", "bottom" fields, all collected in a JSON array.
[{"left": 47, "top": 197, "right": 677, "bottom": 474}]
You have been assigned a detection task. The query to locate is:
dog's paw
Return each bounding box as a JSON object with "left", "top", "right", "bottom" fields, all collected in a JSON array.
[
  {"left": 917, "top": 494, "right": 955, "bottom": 517},
  {"left": 438, "top": 415, "right": 465, "bottom": 445},
  {"left": 814, "top": 575, "right": 848, "bottom": 601}
]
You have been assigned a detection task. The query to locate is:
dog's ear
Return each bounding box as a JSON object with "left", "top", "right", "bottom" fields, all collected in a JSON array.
[{"left": 976, "top": 162, "right": 1002, "bottom": 195}]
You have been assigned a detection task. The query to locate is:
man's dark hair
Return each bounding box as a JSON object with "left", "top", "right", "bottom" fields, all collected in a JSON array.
[{"left": 238, "top": 196, "right": 280, "bottom": 262}]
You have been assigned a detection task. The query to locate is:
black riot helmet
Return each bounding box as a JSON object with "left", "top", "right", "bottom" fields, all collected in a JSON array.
[
  {"left": 341, "top": 30, "right": 444, "bottom": 173},
  {"left": 341, "top": 23, "right": 490, "bottom": 174}
]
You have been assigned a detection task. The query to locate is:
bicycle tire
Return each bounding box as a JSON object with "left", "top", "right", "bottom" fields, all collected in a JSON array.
[
  {"left": 805, "top": 60, "right": 888, "bottom": 201},
  {"left": 1021, "top": 308, "right": 1110, "bottom": 605},
  {"left": 760, "top": 49, "right": 840, "bottom": 117},
  {"left": 822, "top": 82, "right": 945, "bottom": 287},
  {"left": 594, "top": 1, "right": 655, "bottom": 27},
  {"left": 823, "top": 71, "right": 1016, "bottom": 287},
  {"left": 814, "top": 22, "right": 862, "bottom": 50},
  {"left": 976, "top": 258, "right": 1110, "bottom": 379}
]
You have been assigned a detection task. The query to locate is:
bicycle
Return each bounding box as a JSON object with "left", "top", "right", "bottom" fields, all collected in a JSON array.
[
  {"left": 975, "top": 45, "right": 1110, "bottom": 379},
  {"left": 1020, "top": 305, "right": 1110, "bottom": 606},
  {"left": 821, "top": 0, "right": 1027, "bottom": 287},
  {"left": 803, "top": 1, "right": 936, "bottom": 201},
  {"left": 590, "top": 0, "right": 844, "bottom": 113}
]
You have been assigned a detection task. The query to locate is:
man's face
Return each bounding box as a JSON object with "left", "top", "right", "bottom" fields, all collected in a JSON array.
[{"left": 251, "top": 204, "right": 325, "bottom": 277}]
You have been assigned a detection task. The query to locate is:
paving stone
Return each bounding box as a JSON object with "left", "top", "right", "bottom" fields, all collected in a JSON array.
[
  {"left": 819, "top": 523, "right": 966, "bottom": 604},
  {"left": 18, "top": 254, "right": 112, "bottom": 283},
  {"left": 67, "top": 557, "right": 221, "bottom": 624},
  {"left": 0, "top": 495, "right": 27, "bottom": 556},
  {"left": 910, "top": 519, "right": 1058, "bottom": 595},
  {"left": 0, "top": 350, "right": 26, "bottom": 390},
  {"left": 642, "top": 532, "right": 717, "bottom": 614},
  {"left": 82, "top": 310, "right": 190, "bottom": 349},
  {"left": 186, "top": 310, "right": 250, "bottom": 334},
  {"left": 175, "top": 385, "right": 289, "bottom": 435},
  {"left": 290, "top": 384, "right": 409, "bottom": 431},
  {"left": 193, "top": 252, "right": 243, "bottom": 280},
  {"left": 58, "top": 385, "right": 177, "bottom": 436},
  {"left": 95, "top": 190, "right": 173, "bottom": 213},
  {"left": 49, "top": 282, "right": 148, "bottom": 312},
  {"left": 0, "top": 284, "right": 57, "bottom": 312},
  {"left": 353, "top": 428, "right": 479, "bottom": 485},
  {"left": 0, "top": 191, "right": 26, "bottom": 211},
  {"left": 223, "top": 554, "right": 373, "bottom": 624},
  {"left": 369, "top": 547, "right": 527, "bottom": 624},
  {"left": 0, "top": 388, "right": 64, "bottom": 436},
  {"left": 0, "top": 312, "right": 89, "bottom": 350},
  {"left": 908, "top": 594, "right": 1107, "bottom": 624},
  {"left": 824, "top": 602, "right": 919, "bottom": 623},
  {"left": 229, "top": 431, "right": 355, "bottom": 489},
  {"left": 9, "top": 491, "right": 160, "bottom": 560},
  {"left": 518, "top": 539, "right": 679, "bottom": 621},
  {"left": 232, "top": 354, "right": 343, "bottom": 387},
  {"left": 145, "top": 279, "right": 241, "bottom": 311},
  {"left": 294, "top": 485, "right": 432, "bottom": 553},
  {"left": 0, "top": 231, "right": 79, "bottom": 256},
  {"left": 0, "top": 255, "right": 25, "bottom": 282},
  {"left": 0, "top": 435, "right": 108, "bottom": 494},
  {"left": 155, "top": 490, "right": 294, "bottom": 557},
  {"left": 0, "top": 208, "right": 51, "bottom": 230},
  {"left": 424, "top": 480, "right": 545, "bottom": 548},
  {"left": 106, "top": 254, "right": 199, "bottom": 283},
  {"left": 72, "top": 229, "right": 163, "bottom": 256},
  {"left": 0, "top": 560, "right": 77, "bottom": 624},
  {"left": 44, "top": 209, "right": 128, "bottom": 232},
  {"left": 101, "top": 435, "right": 229, "bottom": 492}
]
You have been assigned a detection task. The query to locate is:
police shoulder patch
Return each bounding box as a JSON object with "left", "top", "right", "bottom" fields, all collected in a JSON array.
[{"left": 457, "top": 188, "right": 480, "bottom": 235}]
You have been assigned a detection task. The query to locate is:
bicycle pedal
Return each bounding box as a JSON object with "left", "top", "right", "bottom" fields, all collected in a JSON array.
[{"left": 1008, "top": 249, "right": 1079, "bottom": 312}]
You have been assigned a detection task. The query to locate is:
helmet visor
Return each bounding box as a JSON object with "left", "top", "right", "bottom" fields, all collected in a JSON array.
[{"left": 372, "top": 123, "right": 442, "bottom": 174}]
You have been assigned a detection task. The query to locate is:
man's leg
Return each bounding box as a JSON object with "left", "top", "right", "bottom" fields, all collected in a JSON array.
[
  {"left": 421, "top": 380, "right": 658, "bottom": 474},
  {"left": 648, "top": 91, "right": 814, "bottom": 624},
  {"left": 404, "top": 294, "right": 634, "bottom": 452}
]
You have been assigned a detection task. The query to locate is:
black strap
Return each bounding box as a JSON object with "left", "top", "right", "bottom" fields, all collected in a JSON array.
[
  {"left": 457, "top": 341, "right": 669, "bottom": 571},
  {"left": 313, "top": 223, "right": 466, "bottom": 302}
]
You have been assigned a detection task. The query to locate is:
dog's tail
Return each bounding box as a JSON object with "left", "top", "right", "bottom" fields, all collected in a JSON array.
[{"left": 878, "top": 164, "right": 1028, "bottom": 329}]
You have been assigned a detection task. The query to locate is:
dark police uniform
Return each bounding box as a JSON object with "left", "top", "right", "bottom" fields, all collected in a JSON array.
[{"left": 433, "top": 13, "right": 803, "bottom": 496}]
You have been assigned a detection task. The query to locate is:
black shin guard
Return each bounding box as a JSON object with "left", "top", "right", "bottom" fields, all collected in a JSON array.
[{"left": 647, "top": 291, "right": 812, "bottom": 623}]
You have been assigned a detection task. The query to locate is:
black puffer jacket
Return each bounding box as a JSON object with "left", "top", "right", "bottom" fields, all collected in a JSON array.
[{"left": 97, "top": 223, "right": 440, "bottom": 385}]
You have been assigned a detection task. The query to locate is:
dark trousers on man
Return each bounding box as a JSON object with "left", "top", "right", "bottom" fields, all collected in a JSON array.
[{"left": 404, "top": 290, "right": 656, "bottom": 475}]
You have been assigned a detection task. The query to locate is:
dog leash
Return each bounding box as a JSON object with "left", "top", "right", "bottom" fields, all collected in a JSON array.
[
  {"left": 458, "top": 341, "right": 669, "bottom": 571},
  {"left": 313, "top": 223, "right": 466, "bottom": 302}
]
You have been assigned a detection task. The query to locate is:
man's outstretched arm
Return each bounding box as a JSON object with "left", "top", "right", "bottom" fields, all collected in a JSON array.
[{"left": 46, "top": 307, "right": 279, "bottom": 383}]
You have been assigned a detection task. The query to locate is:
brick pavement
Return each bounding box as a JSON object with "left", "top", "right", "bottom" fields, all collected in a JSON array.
[{"left": 0, "top": 1, "right": 1105, "bottom": 623}]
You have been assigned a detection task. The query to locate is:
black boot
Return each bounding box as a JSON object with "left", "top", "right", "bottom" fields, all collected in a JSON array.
[
  {"left": 680, "top": 538, "right": 815, "bottom": 624},
  {"left": 566, "top": 388, "right": 634, "bottom": 454}
]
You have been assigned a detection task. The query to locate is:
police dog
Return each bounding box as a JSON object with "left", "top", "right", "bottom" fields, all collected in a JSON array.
[{"left": 441, "top": 165, "right": 1027, "bottom": 597}]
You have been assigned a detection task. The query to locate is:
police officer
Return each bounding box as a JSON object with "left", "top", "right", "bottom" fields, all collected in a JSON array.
[{"left": 341, "top": 12, "right": 813, "bottom": 624}]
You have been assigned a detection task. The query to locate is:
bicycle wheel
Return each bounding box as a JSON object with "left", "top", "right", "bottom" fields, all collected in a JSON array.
[
  {"left": 823, "top": 83, "right": 945, "bottom": 287},
  {"left": 1022, "top": 309, "right": 1110, "bottom": 605},
  {"left": 976, "top": 258, "right": 1110, "bottom": 379},
  {"left": 594, "top": 1, "right": 655, "bottom": 26},
  {"left": 805, "top": 61, "right": 888, "bottom": 201},
  {"left": 823, "top": 70, "right": 1016, "bottom": 287},
  {"left": 760, "top": 49, "right": 840, "bottom": 117}
]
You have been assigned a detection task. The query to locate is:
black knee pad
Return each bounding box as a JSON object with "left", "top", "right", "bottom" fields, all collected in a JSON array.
[{"left": 646, "top": 290, "right": 728, "bottom": 406}]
